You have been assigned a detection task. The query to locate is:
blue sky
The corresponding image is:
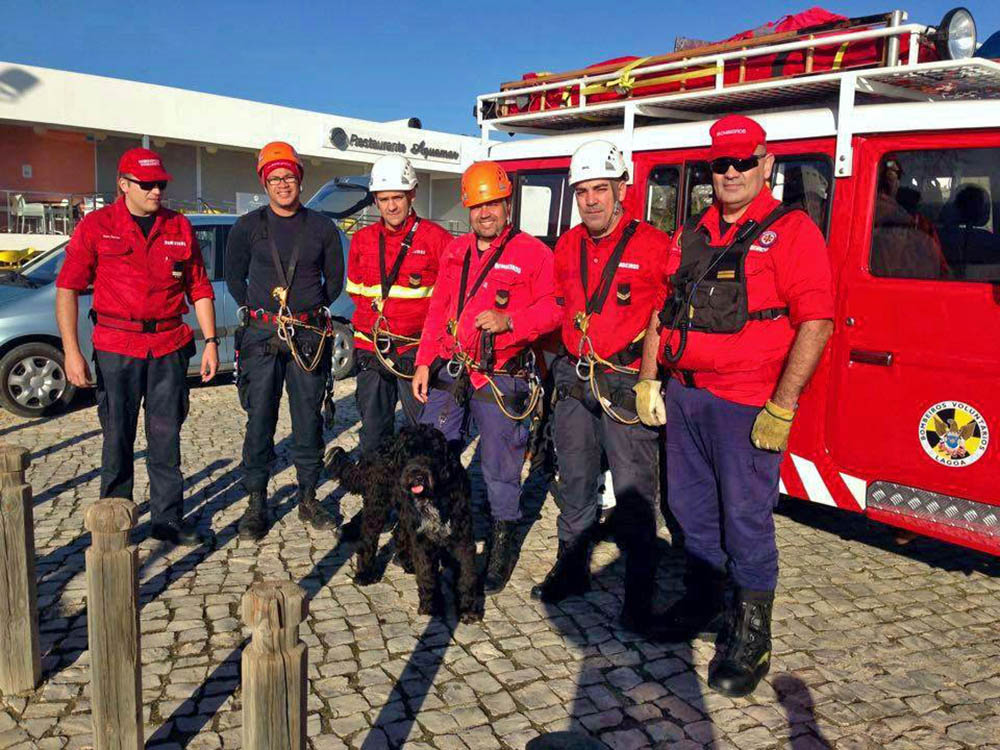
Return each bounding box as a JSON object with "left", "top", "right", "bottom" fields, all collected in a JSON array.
[{"left": 5, "top": 1, "right": 998, "bottom": 136}]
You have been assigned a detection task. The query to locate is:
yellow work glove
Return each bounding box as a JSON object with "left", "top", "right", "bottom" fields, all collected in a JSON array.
[
  {"left": 751, "top": 400, "right": 796, "bottom": 452},
  {"left": 633, "top": 379, "right": 666, "bottom": 427}
]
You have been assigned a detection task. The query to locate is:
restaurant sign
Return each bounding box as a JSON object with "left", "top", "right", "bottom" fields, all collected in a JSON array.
[{"left": 326, "top": 126, "right": 461, "bottom": 164}]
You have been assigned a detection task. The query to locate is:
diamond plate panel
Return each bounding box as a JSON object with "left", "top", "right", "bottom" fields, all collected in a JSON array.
[{"left": 867, "top": 481, "right": 1000, "bottom": 538}]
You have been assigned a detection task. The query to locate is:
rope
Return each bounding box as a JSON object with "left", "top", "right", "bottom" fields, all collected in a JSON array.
[
  {"left": 272, "top": 305, "right": 332, "bottom": 373},
  {"left": 371, "top": 314, "right": 420, "bottom": 380},
  {"left": 574, "top": 314, "right": 641, "bottom": 426},
  {"left": 444, "top": 325, "right": 542, "bottom": 422}
]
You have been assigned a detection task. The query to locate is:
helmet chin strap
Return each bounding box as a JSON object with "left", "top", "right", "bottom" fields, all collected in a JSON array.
[{"left": 590, "top": 202, "right": 623, "bottom": 239}]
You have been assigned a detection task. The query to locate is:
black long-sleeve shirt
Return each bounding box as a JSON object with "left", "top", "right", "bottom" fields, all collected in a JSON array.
[{"left": 224, "top": 206, "right": 344, "bottom": 313}]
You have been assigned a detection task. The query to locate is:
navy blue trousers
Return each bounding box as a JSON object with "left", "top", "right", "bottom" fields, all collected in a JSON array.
[
  {"left": 664, "top": 378, "right": 783, "bottom": 592},
  {"left": 94, "top": 342, "right": 193, "bottom": 523},
  {"left": 419, "top": 371, "right": 528, "bottom": 522}
]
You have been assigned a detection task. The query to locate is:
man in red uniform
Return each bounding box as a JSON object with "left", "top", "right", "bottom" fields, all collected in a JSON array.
[
  {"left": 55, "top": 147, "right": 219, "bottom": 546},
  {"left": 412, "top": 161, "right": 560, "bottom": 595},
  {"left": 531, "top": 141, "right": 670, "bottom": 632},
  {"left": 635, "top": 115, "right": 834, "bottom": 696},
  {"left": 346, "top": 154, "right": 452, "bottom": 455}
]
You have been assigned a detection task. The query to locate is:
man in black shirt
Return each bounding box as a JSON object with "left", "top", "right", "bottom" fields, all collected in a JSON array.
[{"left": 224, "top": 141, "right": 344, "bottom": 539}]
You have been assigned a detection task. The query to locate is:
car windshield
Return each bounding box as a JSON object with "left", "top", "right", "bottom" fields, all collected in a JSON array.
[
  {"left": 306, "top": 178, "right": 373, "bottom": 219},
  {"left": 3, "top": 243, "right": 67, "bottom": 285}
]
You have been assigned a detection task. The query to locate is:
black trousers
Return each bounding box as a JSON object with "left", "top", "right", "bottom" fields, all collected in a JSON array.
[
  {"left": 237, "top": 326, "right": 330, "bottom": 493},
  {"left": 354, "top": 349, "right": 422, "bottom": 456},
  {"left": 94, "top": 342, "right": 194, "bottom": 523}
]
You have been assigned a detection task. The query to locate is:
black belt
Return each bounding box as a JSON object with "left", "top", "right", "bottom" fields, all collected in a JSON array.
[{"left": 89, "top": 310, "right": 183, "bottom": 334}]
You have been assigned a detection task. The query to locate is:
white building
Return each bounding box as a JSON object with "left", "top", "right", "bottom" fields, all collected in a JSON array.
[{"left": 0, "top": 60, "right": 480, "bottom": 230}]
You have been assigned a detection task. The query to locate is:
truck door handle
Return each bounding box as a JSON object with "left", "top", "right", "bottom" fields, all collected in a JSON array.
[{"left": 850, "top": 349, "right": 893, "bottom": 366}]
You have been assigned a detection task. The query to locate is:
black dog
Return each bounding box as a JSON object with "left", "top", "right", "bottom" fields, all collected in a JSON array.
[{"left": 325, "top": 425, "right": 481, "bottom": 622}]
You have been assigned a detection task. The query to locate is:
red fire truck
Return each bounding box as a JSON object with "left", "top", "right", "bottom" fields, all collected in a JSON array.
[{"left": 474, "top": 8, "right": 1000, "bottom": 555}]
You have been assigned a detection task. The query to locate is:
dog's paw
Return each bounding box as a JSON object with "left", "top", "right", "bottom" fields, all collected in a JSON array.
[
  {"left": 459, "top": 610, "right": 483, "bottom": 624},
  {"left": 393, "top": 552, "right": 415, "bottom": 574},
  {"left": 353, "top": 567, "right": 380, "bottom": 586}
]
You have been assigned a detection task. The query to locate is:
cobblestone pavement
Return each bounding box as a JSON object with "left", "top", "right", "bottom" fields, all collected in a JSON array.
[{"left": 1, "top": 377, "right": 999, "bottom": 750}]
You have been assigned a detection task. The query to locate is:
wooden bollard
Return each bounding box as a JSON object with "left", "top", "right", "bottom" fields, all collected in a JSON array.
[
  {"left": 242, "top": 581, "right": 308, "bottom": 750},
  {"left": 0, "top": 445, "right": 41, "bottom": 694},
  {"left": 85, "top": 498, "right": 142, "bottom": 750}
]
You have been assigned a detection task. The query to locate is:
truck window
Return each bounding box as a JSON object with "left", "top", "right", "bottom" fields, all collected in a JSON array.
[
  {"left": 515, "top": 171, "right": 571, "bottom": 246},
  {"left": 870, "top": 149, "right": 1000, "bottom": 282},
  {"left": 771, "top": 157, "right": 833, "bottom": 235},
  {"left": 646, "top": 166, "right": 680, "bottom": 234},
  {"left": 685, "top": 162, "right": 713, "bottom": 219}
]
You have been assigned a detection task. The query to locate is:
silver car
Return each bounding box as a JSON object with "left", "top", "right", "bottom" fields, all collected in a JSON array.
[{"left": 0, "top": 206, "right": 361, "bottom": 418}]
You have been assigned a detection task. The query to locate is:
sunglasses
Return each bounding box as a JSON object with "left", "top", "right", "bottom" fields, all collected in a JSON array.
[
  {"left": 709, "top": 155, "right": 762, "bottom": 175},
  {"left": 123, "top": 176, "right": 168, "bottom": 191}
]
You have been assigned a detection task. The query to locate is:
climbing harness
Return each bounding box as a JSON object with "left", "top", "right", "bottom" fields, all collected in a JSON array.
[
  {"left": 441, "top": 230, "right": 542, "bottom": 421},
  {"left": 371, "top": 219, "right": 422, "bottom": 379},
  {"left": 572, "top": 220, "right": 643, "bottom": 425}
]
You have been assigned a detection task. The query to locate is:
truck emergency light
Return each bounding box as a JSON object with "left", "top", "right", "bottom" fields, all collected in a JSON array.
[{"left": 935, "top": 7, "right": 977, "bottom": 60}]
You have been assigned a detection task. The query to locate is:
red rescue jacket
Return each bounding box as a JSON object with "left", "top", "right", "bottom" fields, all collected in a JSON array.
[
  {"left": 416, "top": 226, "right": 561, "bottom": 389},
  {"left": 555, "top": 213, "right": 670, "bottom": 369},
  {"left": 346, "top": 214, "right": 451, "bottom": 352},
  {"left": 658, "top": 189, "right": 834, "bottom": 406},
  {"left": 56, "top": 197, "right": 214, "bottom": 358}
]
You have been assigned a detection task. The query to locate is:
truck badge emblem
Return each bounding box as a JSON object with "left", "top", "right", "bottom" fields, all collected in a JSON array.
[{"left": 919, "top": 401, "right": 989, "bottom": 467}]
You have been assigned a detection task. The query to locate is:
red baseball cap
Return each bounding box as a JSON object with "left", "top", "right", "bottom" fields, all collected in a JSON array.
[
  {"left": 709, "top": 115, "right": 767, "bottom": 160},
  {"left": 117, "top": 148, "right": 172, "bottom": 182}
]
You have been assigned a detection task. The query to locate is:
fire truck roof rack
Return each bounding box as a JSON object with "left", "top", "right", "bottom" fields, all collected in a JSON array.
[{"left": 476, "top": 12, "right": 1000, "bottom": 177}]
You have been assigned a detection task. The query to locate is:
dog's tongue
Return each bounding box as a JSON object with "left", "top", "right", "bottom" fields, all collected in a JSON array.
[{"left": 411, "top": 484, "right": 425, "bottom": 495}]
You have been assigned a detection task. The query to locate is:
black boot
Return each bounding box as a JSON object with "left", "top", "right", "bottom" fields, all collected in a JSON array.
[
  {"left": 643, "top": 556, "right": 727, "bottom": 642},
  {"left": 483, "top": 519, "right": 519, "bottom": 595},
  {"left": 238, "top": 490, "right": 268, "bottom": 541},
  {"left": 708, "top": 588, "right": 774, "bottom": 697},
  {"left": 530, "top": 537, "right": 591, "bottom": 603},
  {"left": 297, "top": 486, "right": 335, "bottom": 530},
  {"left": 151, "top": 518, "right": 214, "bottom": 547}
]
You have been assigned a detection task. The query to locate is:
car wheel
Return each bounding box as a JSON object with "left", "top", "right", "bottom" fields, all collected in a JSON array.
[
  {"left": 0, "top": 342, "right": 77, "bottom": 418},
  {"left": 329, "top": 321, "right": 355, "bottom": 380}
]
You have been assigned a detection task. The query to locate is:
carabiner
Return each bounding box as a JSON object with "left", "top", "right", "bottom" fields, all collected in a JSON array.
[
  {"left": 446, "top": 357, "right": 464, "bottom": 379},
  {"left": 575, "top": 357, "right": 594, "bottom": 381}
]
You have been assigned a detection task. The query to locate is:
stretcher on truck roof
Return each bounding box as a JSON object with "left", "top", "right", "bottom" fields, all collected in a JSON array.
[{"left": 476, "top": 7, "right": 997, "bottom": 145}]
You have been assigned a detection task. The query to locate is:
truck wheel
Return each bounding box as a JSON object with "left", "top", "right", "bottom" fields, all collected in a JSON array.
[
  {"left": 0, "top": 343, "right": 77, "bottom": 418},
  {"left": 329, "top": 321, "right": 355, "bottom": 380}
]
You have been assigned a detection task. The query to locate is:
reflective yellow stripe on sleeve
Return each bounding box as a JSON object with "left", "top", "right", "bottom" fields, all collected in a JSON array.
[{"left": 345, "top": 279, "right": 434, "bottom": 300}]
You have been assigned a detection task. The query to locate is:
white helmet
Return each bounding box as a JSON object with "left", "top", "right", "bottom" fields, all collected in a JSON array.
[
  {"left": 569, "top": 140, "right": 628, "bottom": 186},
  {"left": 369, "top": 154, "right": 418, "bottom": 193}
]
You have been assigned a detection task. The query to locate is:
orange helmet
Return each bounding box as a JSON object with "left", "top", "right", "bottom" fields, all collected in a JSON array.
[
  {"left": 256, "top": 141, "right": 304, "bottom": 182},
  {"left": 461, "top": 161, "right": 512, "bottom": 208}
]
